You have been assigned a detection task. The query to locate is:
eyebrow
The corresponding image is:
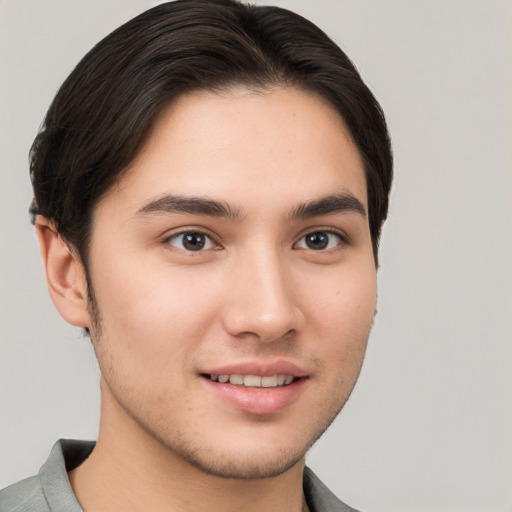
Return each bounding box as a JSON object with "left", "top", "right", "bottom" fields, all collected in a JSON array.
[
  {"left": 135, "top": 194, "right": 242, "bottom": 219},
  {"left": 289, "top": 193, "right": 366, "bottom": 219},
  {"left": 135, "top": 192, "right": 366, "bottom": 221}
]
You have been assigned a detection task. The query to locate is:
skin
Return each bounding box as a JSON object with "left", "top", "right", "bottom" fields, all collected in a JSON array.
[{"left": 37, "top": 86, "right": 377, "bottom": 512}]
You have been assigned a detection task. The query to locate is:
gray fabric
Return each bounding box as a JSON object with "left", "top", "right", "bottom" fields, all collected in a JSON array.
[
  {"left": 0, "top": 440, "right": 360, "bottom": 512},
  {"left": 303, "top": 467, "right": 360, "bottom": 512},
  {"left": 0, "top": 440, "right": 92, "bottom": 512}
]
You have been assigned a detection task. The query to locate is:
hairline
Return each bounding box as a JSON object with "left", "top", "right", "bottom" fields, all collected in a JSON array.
[{"left": 78, "top": 81, "right": 372, "bottom": 262}]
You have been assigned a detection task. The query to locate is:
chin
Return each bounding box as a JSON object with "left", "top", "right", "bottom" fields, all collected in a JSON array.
[
  {"left": 156, "top": 414, "right": 337, "bottom": 481},
  {"left": 180, "top": 446, "right": 307, "bottom": 480}
]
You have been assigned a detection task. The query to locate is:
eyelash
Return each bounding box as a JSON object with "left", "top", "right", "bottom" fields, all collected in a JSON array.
[
  {"left": 294, "top": 230, "right": 345, "bottom": 251},
  {"left": 163, "top": 231, "right": 218, "bottom": 252},
  {"left": 163, "top": 229, "right": 346, "bottom": 253}
]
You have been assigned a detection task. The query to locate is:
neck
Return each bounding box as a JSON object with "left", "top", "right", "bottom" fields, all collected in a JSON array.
[{"left": 69, "top": 385, "right": 307, "bottom": 512}]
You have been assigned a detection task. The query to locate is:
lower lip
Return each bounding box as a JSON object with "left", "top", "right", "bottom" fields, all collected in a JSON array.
[{"left": 202, "top": 377, "right": 307, "bottom": 415}]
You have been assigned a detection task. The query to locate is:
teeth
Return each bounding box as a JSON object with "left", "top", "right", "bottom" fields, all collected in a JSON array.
[
  {"left": 244, "top": 375, "right": 262, "bottom": 386},
  {"left": 209, "top": 373, "right": 296, "bottom": 387},
  {"left": 261, "top": 375, "right": 278, "bottom": 387},
  {"left": 229, "top": 374, "right": 244, "bottom": 385}
]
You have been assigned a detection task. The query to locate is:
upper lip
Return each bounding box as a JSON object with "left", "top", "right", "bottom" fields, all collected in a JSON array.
[{"left": 201, "top": 360, "right": 309, "bottom": 378}]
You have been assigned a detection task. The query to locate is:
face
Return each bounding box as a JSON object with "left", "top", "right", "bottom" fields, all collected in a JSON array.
[{"left": 84, "top": 87, "right": 376, "bottom": 479}]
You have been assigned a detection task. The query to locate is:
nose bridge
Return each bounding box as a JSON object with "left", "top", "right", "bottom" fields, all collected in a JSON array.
[{"left": 223, "top": 243, "right": 301, "bottom": 342}]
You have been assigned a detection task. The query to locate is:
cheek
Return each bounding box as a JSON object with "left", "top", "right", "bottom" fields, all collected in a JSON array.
[
  {"left": 306, "top": 260, "right": 377, "bottom": 328},
  {"left": 89, "top": 263, "right": 227, "bottom": 407},
  {"left": 90, "top": 257, "right": 225, "bottom": 359},
  {"left": 305, "top": 263, "right": 376, "bottom": 371}
]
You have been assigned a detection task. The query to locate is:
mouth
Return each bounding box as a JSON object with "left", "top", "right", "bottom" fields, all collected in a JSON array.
[
  {"left": 199, "top": 360, "right": 309, "bottom": 414},
  {"left": 205, "top": 373, "right": 297, "bottom": 387},
  {"left": 200, "top": 367, "right": 308, "bottom": 414}
]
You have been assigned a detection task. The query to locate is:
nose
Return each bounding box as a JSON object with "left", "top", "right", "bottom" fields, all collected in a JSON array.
[{"left": 222, "top": 248, "right": 304, "bottom": 343}]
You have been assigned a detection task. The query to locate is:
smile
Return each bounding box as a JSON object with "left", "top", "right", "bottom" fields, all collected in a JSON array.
[
  {"left": 208, "top": 374, "right": 295, "bottom": 387},
  {"left": 202, "top": 366, "right": 308, "bottom": 414}
]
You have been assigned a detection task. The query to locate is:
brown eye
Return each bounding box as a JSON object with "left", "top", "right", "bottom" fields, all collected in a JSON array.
[
  {"left": 166, "top": 232, "right": 214, "bottom": 251},
  {"left": 296, "top": 231, "right": 342, "bottom": 251}
]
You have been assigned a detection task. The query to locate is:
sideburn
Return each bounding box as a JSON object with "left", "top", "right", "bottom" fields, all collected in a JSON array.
[{"left": 83, "top": 262, "right": 102, "bottom": 340}]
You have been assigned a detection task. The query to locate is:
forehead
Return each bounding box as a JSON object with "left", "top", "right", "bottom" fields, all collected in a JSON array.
[{"left": 97, "top": 86, "right": 367, "bottom": 218}]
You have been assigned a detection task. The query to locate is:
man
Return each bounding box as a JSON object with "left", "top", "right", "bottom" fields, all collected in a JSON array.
[{"left": 0, "top": 0, "right": 392, "bottom": 510}]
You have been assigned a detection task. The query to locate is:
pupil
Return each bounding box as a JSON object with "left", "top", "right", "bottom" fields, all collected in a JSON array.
[
  {"left": 306, "top": 232, "right": 328, "bottom": 250},
  {"left": 183, "top": 233, "right": 205, "bottom": 251}
]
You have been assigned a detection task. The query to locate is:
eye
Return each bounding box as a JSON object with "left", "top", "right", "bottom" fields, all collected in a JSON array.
[
  {"left": 295, "top": 231, "right": 343, "bottom": 251},
  {"left": 165, "top": 231, "right": 216, "bottom": 252}
]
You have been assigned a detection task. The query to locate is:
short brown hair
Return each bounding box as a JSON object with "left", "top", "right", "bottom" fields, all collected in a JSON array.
[{"left": 30, "top": 0, "right": 392, "bottom": 267}]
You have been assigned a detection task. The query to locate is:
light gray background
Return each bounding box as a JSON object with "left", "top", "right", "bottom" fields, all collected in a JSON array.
[{"left": 1, "top": 1, "right": 511, "bottom": 511}]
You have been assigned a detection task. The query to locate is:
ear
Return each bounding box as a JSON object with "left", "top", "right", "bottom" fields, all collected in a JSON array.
[{"left": 35, "top": 216, "right": 91, "bottom": 328}]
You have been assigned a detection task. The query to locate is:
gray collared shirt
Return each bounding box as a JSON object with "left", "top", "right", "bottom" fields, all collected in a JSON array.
[{"left": 0, "top": 440, "right": 359, "bottom": 512}]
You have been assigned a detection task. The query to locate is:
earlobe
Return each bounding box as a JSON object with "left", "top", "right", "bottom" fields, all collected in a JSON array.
[{"left": 35, "top": 216, "right": 91, "bottom": 328}]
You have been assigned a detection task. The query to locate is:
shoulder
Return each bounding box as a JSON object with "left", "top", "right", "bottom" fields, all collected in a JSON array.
[
  {"left": 304, "top": 467, "right": 361, "bottom": 512},
  {"left": 0, "top": 439, "right": 93, "bottom": 512},
  {"left": 0, "top": 475, "right": 50, "bottom": 512}
]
